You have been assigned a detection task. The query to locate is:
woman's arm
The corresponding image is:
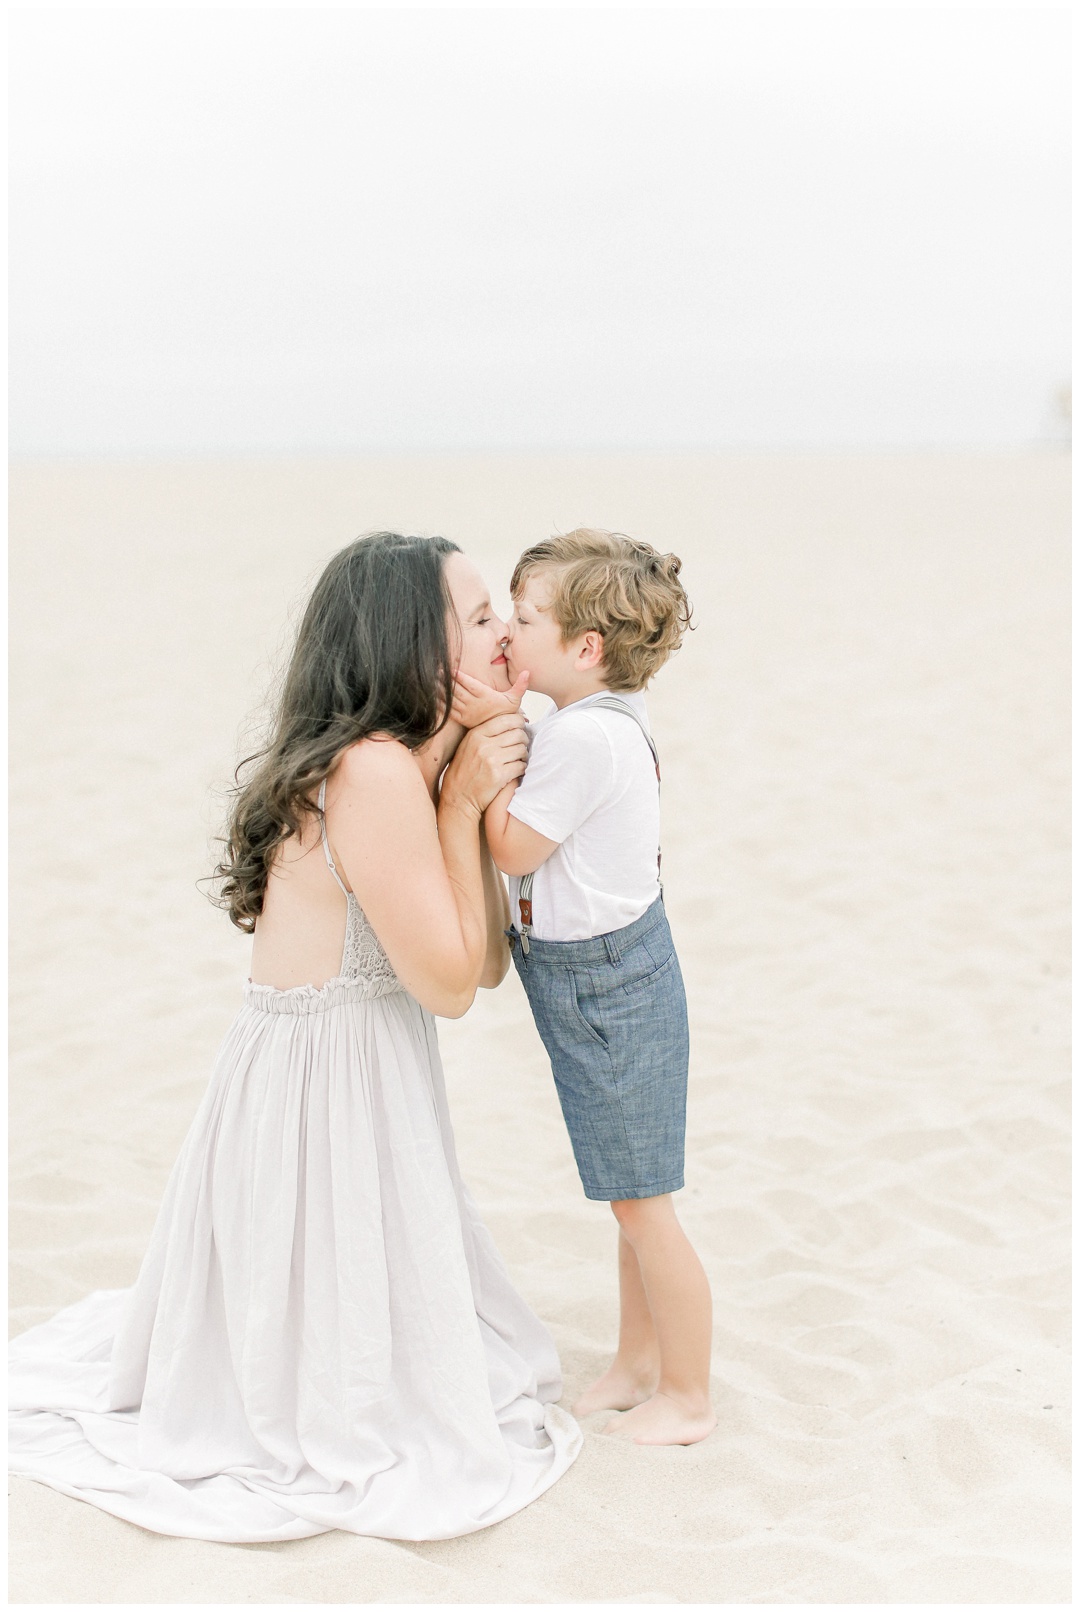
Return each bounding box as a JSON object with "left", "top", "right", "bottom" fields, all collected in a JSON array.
[
  {"left": 325, "top": 717, "right": 526, "bottom": 1017},
  {"left": 477, "top": 822, "right": 511, "bottom": 987}
]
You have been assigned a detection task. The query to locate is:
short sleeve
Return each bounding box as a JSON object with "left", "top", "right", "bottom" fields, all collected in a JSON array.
[{"left": 507, "top": 711, "right": 615, "bottom": 845}]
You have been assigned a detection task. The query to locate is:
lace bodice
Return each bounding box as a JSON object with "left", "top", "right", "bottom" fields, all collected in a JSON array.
[
  {"left": 244, "top": 784, "right": 402, "bottom": 1014},
  {"left": 340, "top": 893, "right": 401, "bottom": 996},
  {"left": 315, "top": 778, "right": 401, "bottom": 998}
]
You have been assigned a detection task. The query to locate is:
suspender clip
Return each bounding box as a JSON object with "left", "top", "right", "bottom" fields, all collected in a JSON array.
[{"left": 517, "top": 888, "right": 533, "bottom": 955}]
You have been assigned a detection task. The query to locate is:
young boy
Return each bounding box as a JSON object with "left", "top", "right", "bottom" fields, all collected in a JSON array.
[{"left": 453, "top": 529, "right": 715, "bottom": 1447}]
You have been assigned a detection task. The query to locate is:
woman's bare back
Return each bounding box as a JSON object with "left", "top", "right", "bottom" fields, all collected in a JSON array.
[{"left": 248, "top": 809, "right": 351, "bottom": 991}]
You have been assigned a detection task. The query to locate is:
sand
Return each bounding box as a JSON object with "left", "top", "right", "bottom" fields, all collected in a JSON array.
[{"left": 8, "top": 450, "right": 1070, "bottom": 1604}]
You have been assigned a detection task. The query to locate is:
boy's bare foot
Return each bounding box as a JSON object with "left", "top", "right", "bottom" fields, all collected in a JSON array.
[
  {"left": 601, "top": 1390, "right": 717, "bottom": 1445},
  {"left": 573, "top": 1364, "right": 658, "bottom": 1417}
]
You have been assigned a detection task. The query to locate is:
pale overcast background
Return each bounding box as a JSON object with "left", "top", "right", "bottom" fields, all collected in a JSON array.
[{"left": 9, "top": 5, "right": 1070, "bottom": 456}]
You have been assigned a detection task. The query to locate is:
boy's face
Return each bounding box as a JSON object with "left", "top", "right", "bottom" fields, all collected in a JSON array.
[{"left": 506, "top": 570, "right": 601, "bottom": 704}]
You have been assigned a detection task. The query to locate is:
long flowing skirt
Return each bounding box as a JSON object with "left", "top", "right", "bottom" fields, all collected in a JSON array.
[{"left": 9, "top": 980, "right": 582, "bottom": 1541}]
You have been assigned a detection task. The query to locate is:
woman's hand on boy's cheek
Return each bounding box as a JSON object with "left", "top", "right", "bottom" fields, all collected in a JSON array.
[{"left": 451, "top": 669, "right": 529, "bottom": 728}]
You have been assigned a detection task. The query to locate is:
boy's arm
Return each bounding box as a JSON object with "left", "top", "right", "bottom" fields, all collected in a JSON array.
[{"left": 484, "top": 780, "right": 560, "bottom": 877}]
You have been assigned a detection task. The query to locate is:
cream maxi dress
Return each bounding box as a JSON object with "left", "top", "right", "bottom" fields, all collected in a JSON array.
[{"left": 9, "top": 788, "right": 582, "bottom": 1541}]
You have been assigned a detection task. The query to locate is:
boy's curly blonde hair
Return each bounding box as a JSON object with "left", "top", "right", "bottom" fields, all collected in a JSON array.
[{"left": 509, "top": 528, "right": 692, "bottom": 692}]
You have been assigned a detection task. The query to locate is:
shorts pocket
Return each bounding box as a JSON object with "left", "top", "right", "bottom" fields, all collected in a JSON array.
[
  {"left": 567, "top": 969, "right": 610, "bottom": 1051},
  {"left": 617, "top": 945, "right": 678, "bottom": 998}
]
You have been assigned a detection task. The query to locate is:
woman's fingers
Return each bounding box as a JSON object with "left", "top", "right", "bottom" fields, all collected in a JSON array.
[
  {"left": 443, "top": 711, "right": 530, "bottom": 812},
  {"left": 475, "top": 709, "right": 526, "bottom": 734},
  {"left": 489, "top": 728, "right": 528, "bottom": 756}
]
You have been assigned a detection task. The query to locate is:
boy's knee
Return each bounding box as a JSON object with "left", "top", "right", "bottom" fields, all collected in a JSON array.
[{"left": 610, "top": 1193, "right": 673, "bottom": 1240}]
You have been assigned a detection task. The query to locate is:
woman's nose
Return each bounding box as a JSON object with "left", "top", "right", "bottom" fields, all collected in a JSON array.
[{"left": 494, "top": 612, "right": 510, "bottom": 641}]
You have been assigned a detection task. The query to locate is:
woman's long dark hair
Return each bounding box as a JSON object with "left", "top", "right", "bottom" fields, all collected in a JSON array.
[{"left": 214, "top": 531, "right": 461, "bottom": 931}]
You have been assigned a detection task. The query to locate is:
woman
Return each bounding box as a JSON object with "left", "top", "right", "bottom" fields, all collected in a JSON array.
[{"left": 9, "top": 532, "right": 582, "bottom": 1541}]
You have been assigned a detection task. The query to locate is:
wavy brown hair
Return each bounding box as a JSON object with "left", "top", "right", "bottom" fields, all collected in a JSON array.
[
  {"left": 510, "top": 528, "right": 692, "bottom": 691},
  {"left": 214, "top": 531, "right": 460, "bottom": 932}
]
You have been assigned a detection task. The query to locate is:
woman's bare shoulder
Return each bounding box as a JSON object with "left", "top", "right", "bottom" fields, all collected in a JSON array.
[{"left": 331, "top": 735, "right": 425, "bottom": 800}]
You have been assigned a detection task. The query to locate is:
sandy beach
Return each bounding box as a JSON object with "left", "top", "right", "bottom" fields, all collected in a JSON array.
[{"left": 8, "top": 450, "right": 1070, "bottom": 1603}]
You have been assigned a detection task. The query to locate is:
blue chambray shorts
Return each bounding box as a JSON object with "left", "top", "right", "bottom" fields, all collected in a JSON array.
[{"left": 510, "top": 896, "right": 689, "bottom": 1201}]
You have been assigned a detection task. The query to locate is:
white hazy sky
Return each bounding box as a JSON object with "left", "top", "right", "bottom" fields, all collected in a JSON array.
[{"left": 10, "top": 5, "right": 1071, "bottom": 455}]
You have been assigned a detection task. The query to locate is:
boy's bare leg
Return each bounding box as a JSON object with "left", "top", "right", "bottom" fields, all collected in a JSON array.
[
  {"left": 601, "top": 1194, "right": 716, "bottom": 1445},
  {"left": 573, "top": 1230, "right": 659, "bottom": 1415}
]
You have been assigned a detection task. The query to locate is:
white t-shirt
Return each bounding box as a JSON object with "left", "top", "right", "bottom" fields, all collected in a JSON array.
[{"left": 507, "top": 690, "right": 661, "bottom": 942}]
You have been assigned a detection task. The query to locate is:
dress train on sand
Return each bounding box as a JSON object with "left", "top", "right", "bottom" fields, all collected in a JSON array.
[{"left": 9, "top": 803, "right": 581, "bottom": 1540}]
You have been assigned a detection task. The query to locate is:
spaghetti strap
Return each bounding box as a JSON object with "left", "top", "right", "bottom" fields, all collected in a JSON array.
[{"left": 317, "top": 779, "right": 351, "bottom": 898}]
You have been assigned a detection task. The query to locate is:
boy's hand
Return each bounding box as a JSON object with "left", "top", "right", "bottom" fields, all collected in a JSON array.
[{"left": 452, "top": 668, "right": 529, "bottom": 729}]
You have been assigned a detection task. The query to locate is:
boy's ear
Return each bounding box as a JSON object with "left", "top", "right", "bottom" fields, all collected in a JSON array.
[{"left": 576, "top": 630, "right": 605, "bottom": 670}]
